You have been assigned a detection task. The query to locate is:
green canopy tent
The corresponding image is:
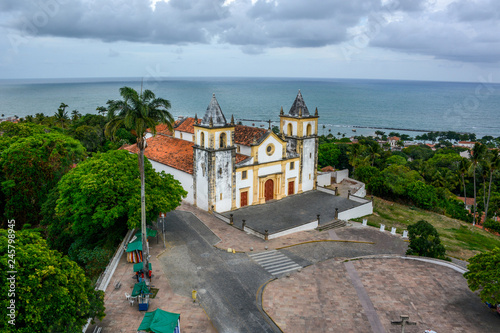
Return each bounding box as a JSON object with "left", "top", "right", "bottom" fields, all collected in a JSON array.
[
  {"left": 135, "top": 228, "right": 157, "bottom": 238},
  {"left": 133, "top": 262, "right": 152, "bottom": 273},
  {"left": 131, "top": 281, "right": 150, "bottom": 297},
  {"left": 126, "top": 239, "right": 143, "bottom": 252},
  {"left": 137, "top": 309, "right": 180, "bottom": 333}
]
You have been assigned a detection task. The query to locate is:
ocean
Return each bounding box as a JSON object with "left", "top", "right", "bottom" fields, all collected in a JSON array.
[{"left": 0, "top": 77, "right": 499, "bottom": 138}]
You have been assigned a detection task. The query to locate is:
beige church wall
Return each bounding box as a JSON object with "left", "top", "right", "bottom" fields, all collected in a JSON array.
[
  {"left": 235, "top": 169, "right": 254, "bottom": 208},
  {"left": 258, "top": 163, "right": 282, "bottom": 177},
  {"left": 258, "top": 136, "right": 283, "bottom": 164},
  {"left": 301, "top": 120, "right": 317, "bottom": 135},
  {"left": 282, "top": 120, "right": 297, "bottom": 136}
]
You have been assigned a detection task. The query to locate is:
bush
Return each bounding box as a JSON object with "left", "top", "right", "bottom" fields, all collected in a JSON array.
[
  {"left": 406, "top": 220, "right": 447, "bottom": 260},
  {"left": 483, "top": 219, "right": 500, "bottom": 233}
]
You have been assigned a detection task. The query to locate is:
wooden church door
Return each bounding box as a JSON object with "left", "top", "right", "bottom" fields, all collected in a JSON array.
[{"left": 264, "top": 179, "right": 274, "bottom": 201}]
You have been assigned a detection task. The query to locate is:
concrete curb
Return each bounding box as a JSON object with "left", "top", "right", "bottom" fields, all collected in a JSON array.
[{"left": 344, "top": 254, "right": 468, "bottom": 274}]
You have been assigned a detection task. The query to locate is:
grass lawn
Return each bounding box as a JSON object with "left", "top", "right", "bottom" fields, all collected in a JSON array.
[{"left": 352, "top": 197, "right": 500, "bottom": 260}]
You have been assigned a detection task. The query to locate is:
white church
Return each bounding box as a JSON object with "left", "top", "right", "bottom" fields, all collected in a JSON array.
[{"left": 124, "top": 91, "right": 319, "bottom": 213}]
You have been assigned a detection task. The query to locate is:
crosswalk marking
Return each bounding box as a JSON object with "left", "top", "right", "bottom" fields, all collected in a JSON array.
[{"left": 248, "top": 250, "right": 301, "bottom": 276}]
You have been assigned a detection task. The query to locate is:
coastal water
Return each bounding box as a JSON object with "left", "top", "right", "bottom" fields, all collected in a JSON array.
[{"left": 0, "top": 77, "right": 499, "bottom": 138}]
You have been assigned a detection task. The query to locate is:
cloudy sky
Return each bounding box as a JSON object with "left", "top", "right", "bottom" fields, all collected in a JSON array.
[{"left": 1, "top": 0, "right": 500, "bottom": 82}]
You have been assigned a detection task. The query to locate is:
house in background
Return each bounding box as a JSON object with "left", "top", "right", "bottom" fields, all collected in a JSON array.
[{"left": 124, "top": 91, "right": 319, "bottom": 213}]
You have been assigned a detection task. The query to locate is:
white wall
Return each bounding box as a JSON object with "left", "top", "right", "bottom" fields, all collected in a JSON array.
[
  {"left": 285, "top": 160, "right": 299, "bottom": 195},
  {"left": 301, "top": 137, "right": 316, "bottom": 192},
  {"left": 317, "top": 172, "right": 331, "bottom": 187},
  {"left": 149, "top": 159, "right": 194, "bottom": 204},
  {"left": 236, "top": 169, "right": 254, "bottom": 208},
  {"left": 237, "top": 144, "right": 252, "bottom": 156},
  {"left": 258, "top": 164, "right": 282, "bottom": 177},
  {"left": 194, "top": 150, "right": 209, "bottom": 211},
  {"left": 214, "top": 129, "right": 232, "bottom": 148},
  {"left": 258, "top": 136, "right": 283, "bottom": 164},
  {"left": 333, "top": 169, "right": 349, "bottom": 183},
  {"left": 338, "top": 201, "right": 373, "bottom": 221},
  {"left": 176, "top": 131, "right": 193, "bottom": 142},
  {"left": 215, "top": 150, "right": 233, "bottom": 212}
]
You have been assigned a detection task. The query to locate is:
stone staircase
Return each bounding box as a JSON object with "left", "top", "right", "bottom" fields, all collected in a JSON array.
[{"left": 317, "top": 219, "right": 346, "bottom": 231}]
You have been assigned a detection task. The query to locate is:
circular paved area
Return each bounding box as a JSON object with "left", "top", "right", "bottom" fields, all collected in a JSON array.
[{"left": 263, "top": 257, "right": 500, "bottom": 333}]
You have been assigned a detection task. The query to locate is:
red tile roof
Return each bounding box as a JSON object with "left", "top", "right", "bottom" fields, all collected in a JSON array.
[
  {"left": 235, "top": 125, "right": 267, "bottom": 146},
  {"left": 236, "top": 154, "right": 250, "bottom": 163},
  {"left": 321, "top": 166, "right": 335, "bottom": 172},
  {"left": 457, "top": 197, "right": 475, "bottom": 206},
  {"left": 150, "top": 122, "right": 176, "bottom": 136},
  {"left": 176, "top": 117, "right": 200, "bottom": 134},
  {"left": 122, "top": 135, "right": 194, "bottom": 174}
]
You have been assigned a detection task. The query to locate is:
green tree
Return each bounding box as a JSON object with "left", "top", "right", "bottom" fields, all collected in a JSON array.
[
  {"left": 406, "top": 181, "right": 437, "bottom": 210},
  {"left": 105, "top": 87, "right": 175, "bottom": 276},
  {"left": 318, "top": 142, "right": 341, "bottom": 169},
  {"left": 386, "top": 155, "right": 407, "bottom": 166},
  {"left": 464, "top": 247, "right": 500, "bottom": 305},
  {"left": 0, "top": 133, "right": 86, "bottom": 228},
  {"left": 0, "top": 229, "right": 105, "bottom": 332},
  {"left": 71, "top": 109, "right": 81, "bottom": 122},
  {"left": 406, "top": 220, "right": 447, "bottom": 260}
]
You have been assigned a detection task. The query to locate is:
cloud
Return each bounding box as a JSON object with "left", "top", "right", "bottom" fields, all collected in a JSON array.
[{"left": 1, "top": 0, "right": 500, "bottom": 65}]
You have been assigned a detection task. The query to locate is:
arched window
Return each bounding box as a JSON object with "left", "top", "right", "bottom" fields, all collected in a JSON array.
[
  {"left": 220, "top": 132, "right": 226, "bottom": 148},
  {"left": 200, "top": 132, "right": 205, "bottom": 147},
  {"left": 306, "top": 124, "right": 312, "bottom": 136},
  {"left": 288, "top": 123, "right": 293, "bottom": 136}
]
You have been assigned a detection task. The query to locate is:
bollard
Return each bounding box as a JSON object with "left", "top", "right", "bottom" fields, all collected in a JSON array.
[
  {"left": 335, "top": 208, "right": 339, "bottom": 219},
  {"left": 371, "top": 195, "right": 374, "bottom": 202},
  {"left": 391, "top": 227, "right": 397, "bottom": 235},
  {"left": 335, "top": 187, "right": 338, "bottom": 195},
  {"left": 229, "top": 214, "right": 234, "bottom": 226},
  {"left": 380, "top": 224, "right": 385, "bottom": 232},
  {"left": 242, "top": 220, "right": 246, "bottom": 231},
  {"left": 317, "top": 214, "right": 320, "bottom": 224},
  {"left": 192, "top": 290, "right": 197, "bottom": 302},
  {"left": 362, "top": 219, "right": 367, "bottom": 226},
  {"left": 348, "top": 190, "right": 351, "bottom": 199},
  {"left": 264, "top": 230, "right": 269, "bottom": 241}
]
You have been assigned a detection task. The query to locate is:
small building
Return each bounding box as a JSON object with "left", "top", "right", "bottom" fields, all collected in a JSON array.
[{"left": 456, "top": 141, "right": 477, "bottom": 149}]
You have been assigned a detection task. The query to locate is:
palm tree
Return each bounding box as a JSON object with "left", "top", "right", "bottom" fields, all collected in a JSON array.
[
  {"left": 105, "top": 86, "right": 174, "bottom": 275},
  {"left": 459, "top": 158, "right": 470, "bottom": 209},
  {"left": 55, "top": 103, "right": 69, "bottom": 129},
  {"left": 71, "top": 109, "right": 81, "bottom": 122},
  {"left": 485, "top": 152, "right": 500, "bottom": 220},
  {"left": 470, "top": 143, "right": 486, "bottom": 225},
  {"left": 96, "top": 106, "right": 107, "bottom": 116}
]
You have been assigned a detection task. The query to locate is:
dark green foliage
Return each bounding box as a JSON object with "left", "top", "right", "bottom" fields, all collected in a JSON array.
[
  {"left": 406, "top": 220, "right": 447, "bottom": 260},
  {"left": 0, "top": 229, "right": 105, "bottom": 332},
  {"left": 464, "top": 247, "right": 500, "bottom": 305},
  {"left": 0, "top": 132, "right": 86, "bottom": 228},
  {"left": 354, "top": 166, "right": 380, "bottom": 185},
  {"left": 406, "top": 181, "right": 437, "bottom": 209},
  {"left": 483, "top": 219, "right": 500, "bottom": 233},
  {"left": 318, "top": 142, "right": 342, "bottom": 169}
]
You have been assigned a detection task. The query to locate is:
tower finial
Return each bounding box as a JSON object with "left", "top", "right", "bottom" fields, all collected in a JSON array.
[
  {"left": 315, "top": 107, "right": 318, "bottom": 116},
  {"left": 194, "top": 113, "right": 198, "bottom": 122},
  {"left": 280, "top": 106, "right": 284, "bottom": 116},
  {"left": 230, "top": 115, "right": 234, "bottom": 125}
]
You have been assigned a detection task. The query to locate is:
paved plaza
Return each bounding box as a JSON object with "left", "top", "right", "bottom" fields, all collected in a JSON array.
[
  {"left": 90, "top": 201, "right": 500, "bottom": 332},
  {"left": 221, "top": 190, "right": 365, "bottom": 233}
]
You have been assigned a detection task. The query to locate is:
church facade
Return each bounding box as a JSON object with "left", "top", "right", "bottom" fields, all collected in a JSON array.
[{"left": 124, "top": 91, "right": 319, "bottom": 213}]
